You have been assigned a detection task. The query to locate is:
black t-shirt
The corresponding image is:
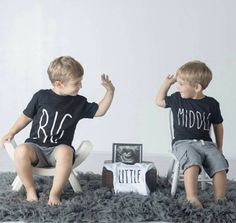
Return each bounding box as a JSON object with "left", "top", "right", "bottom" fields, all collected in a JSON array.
[
  {"left": 23, "top": 89, "right": 99, "bottom": 148},
  {"left": 165, "top": 92, "right": 223, "bottom": 144}
]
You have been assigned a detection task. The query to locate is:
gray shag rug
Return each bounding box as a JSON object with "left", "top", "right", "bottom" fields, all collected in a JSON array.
[{"left": 0, "top": 172, "right": 236, "bottom": 223}]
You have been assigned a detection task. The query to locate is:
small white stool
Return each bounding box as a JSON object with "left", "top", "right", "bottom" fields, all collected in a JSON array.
[
  {"left": 167, "top": 152, "right": 212, "bottom": 197},
  {"left": 4, "top": 140, "right": 93, "bottom": 193}
]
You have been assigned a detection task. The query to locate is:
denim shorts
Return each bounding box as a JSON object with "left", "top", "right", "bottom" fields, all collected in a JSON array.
[
  {"left": 172, "top": 140, "right": 229, "bottom": 178},
  {"left": 25, "top": 142, "right": 75, "bottom": 168}
]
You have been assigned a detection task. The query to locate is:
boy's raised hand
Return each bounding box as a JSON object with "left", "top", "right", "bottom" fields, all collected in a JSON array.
[
  {"left": 165, "top": 74, "right": 177, "bottom": 86},
  {"left": 101, "top": 74, "right": 115, "bottom": 93},
  {"left": 155, "top": 74, "right": 176, "bottom": 108},
  {"left": 94, "top": 74, "right": 115, "bottom": 117}
]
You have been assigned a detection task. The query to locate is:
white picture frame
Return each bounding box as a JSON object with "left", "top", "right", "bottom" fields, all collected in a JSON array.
[{"left": 112, "top": 143, "right": 143, "bottom": 164}]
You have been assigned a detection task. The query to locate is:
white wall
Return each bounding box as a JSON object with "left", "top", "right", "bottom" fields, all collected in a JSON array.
[{"left": 1, "top": 0, "right": 236, "bottom": 163}]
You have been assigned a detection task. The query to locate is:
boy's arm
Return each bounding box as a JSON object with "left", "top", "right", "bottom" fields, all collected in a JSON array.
[
  {"left": 1, "top": 113, "right": 32, "bottom": 144},
  {"left": 95, "top": 74, "right": 115, "bottom": 117},
  {"left": 213, "top": 123, "right": 224, "bottom": 152},
  {"left": 155, "top": 75, "right": 176, "bottom": 108}
]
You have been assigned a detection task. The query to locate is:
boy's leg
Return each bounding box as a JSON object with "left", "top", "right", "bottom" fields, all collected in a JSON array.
[
  {"left": 48, "top": 145, "right": 73, "bottom": 206},
  {"left": 202, "top": 141, "right": 228, "bottom": 201},
  {"left": 184, "top": 165, "right": 203, "bottom": 208},
  {"left": 14, "top": 144, "right": 39, "bottom": 202},
  {"left": 213, "top": 170, "right": 227, "bottom": 201},
  {"left": 173, "top": 140, "right": 204, "bottom": 208}
]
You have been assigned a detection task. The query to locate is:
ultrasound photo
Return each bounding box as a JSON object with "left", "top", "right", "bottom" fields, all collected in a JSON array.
[{"left": 112, "top": 143, "right": 142, "bottom": 164}]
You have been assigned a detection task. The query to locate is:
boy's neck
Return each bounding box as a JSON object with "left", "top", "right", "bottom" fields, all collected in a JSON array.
[
  {"left": 192, "top": 91, "right": 205, "bottom": 100},
  {"left": 52, "top": 87, "right": 63, "bottom": 96}
]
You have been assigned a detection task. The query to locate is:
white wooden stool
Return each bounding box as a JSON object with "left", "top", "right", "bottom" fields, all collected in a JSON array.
[{"left": 4, "top": 140, "right": 93, "bottom": 193}]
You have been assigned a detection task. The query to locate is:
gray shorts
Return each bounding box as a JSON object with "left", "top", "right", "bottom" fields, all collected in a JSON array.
[
  {"left": 172, "top": 140, "right": 229, "bottom": 178},
  {"left": 25, "top": 143, "right": 75, "bottom": 168}
]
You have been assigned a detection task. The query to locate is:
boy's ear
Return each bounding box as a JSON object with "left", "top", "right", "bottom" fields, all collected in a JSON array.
[
  {"left": 54, "top": 80, "right": 63, "bottom": 88},
  {"left": 195, "top": 83, "right": 203, "bottom": 93}
]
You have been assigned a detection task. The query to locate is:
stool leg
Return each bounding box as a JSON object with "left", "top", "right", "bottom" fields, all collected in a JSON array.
[
  {"left": 171, "top": 161, "right": 180, "bottom": 197},
  {"left": 200, "top": 171, "right": 207, "bottom": 190},
  {"left": 69, "top": 171, "right": 82, "bottom": 193},
  {"left": 12, "top": 175, "right": 23, "bottom": 191},
  {"left": 167, "top": 159, "right": 175, "bottom": 181}
]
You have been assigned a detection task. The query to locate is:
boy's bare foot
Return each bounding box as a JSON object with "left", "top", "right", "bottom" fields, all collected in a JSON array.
[
  {"left": 26, "top": 188, "right": 38, "bottom": 202},
  {"left": 48, "top": 193, "right": 61, "bottom": 206},
  {"left": 187, "top": 197, "right": 203, "bottom": 209},
  {"left": 215, "top": 197, "right": 227, "bottom": 204}
]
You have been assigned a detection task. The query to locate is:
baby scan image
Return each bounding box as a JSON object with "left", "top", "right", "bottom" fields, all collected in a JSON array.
[{"left": 114, "top": 144, "right": 142, "bottom": 164}]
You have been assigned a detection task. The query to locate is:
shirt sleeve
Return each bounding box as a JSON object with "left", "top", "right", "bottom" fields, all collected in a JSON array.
[
  {"left": 82, "top": 100, "right": 99, "bottom": 118},
  {"left": 165, "top": 92, "right": 179, "bottom": 108},
  {"left": 23, "top": 91, "right": 40, "bottom": 119},
  {"left": 210, "top": 99, "right": 223, "bottom": 124}
]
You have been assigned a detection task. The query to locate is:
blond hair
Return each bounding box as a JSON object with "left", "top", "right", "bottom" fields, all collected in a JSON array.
[
  {"left": 47, "top": 56, "right": 84, "bottom": 84},
  {"left": 176, "top": 60, "right": 212, "bottom": 89}
]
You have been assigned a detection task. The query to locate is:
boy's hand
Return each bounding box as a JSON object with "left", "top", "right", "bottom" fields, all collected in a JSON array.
[
  {"left": 95, "top": 74, "right": 115, "bottom": 117},
  {"left": 0, "top": 132, "right": 14, "bottom": 148},
  {"left": 165, "top": 74, "right": 177, "bottom": 86},
  {"left": 155, "top": 74, "right": 176, "bottom": 108},
  {"left": 101, "top": 74, "right": 115, "bottom": 93}
]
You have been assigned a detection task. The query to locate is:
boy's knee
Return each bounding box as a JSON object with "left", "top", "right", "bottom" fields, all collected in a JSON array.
[
  {"left": 54, "top": 146, "right": 73, "bottom": 162},
  {"left": 14, "top": 144, "right": 36, "bottom": 162},
  {"left": 183, "top": 165, "right": 201, "bottom": 175},
  {"left": 212, "top": 170, "right": 227, "bottom": 178},
  {"left": 14, "top": 144, "right": 29, "bottom": 158}
]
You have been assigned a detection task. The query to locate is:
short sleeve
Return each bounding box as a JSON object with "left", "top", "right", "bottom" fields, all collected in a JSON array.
[
  {"left": 165, "top": 92, "right": 179, "bottom": 108},
  {"left": 82, "top": 100, "right": 99, "bottom": 118},
  {"left": 23, "top": 91, "right": 40, "bottom": 119},
  {"left": 210, "top": 100, "right": 223, "bottom": 124}
]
